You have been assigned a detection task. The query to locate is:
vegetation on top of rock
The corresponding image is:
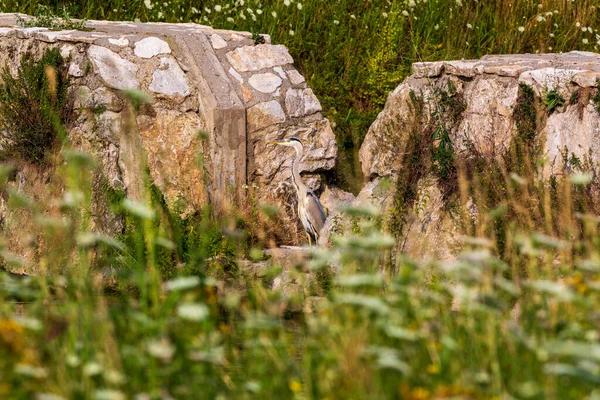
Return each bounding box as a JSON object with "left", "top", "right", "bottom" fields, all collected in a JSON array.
[
  {"left": 0, "top": 47, "right": 72, "bottom": 164},
  {"left": 16, "top": 5, "right": 89, "bottom": 31},
  {"left": 593, "top": 79, "right": 600, "bottom": 114}
]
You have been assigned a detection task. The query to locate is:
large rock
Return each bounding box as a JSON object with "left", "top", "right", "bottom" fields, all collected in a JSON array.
[
  {"left": 335, "top": 51, "right": 600, "bottom": 262},
  {"left": 149, "top": 57, "right": 190, "bottom": 97},
  {"left": 0, "top": 14, "right": 338, "bottom": 270},
  {"left": 87, "top": 45, "right": 139, "bottom": 90}
]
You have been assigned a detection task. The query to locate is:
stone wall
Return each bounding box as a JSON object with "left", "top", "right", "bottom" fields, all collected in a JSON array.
[
  {"left": 0, "top": 14, "right": 337, "bottom": 253},
  {"left": 323, "top": 51, "right": 600, "bottom": 262}
]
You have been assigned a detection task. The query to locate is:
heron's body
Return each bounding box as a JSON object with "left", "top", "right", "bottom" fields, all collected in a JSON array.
[{"left": 270, "top": 137, "right": 326, "bottom": 245}]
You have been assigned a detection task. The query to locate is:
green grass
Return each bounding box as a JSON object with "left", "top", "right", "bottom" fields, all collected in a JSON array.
[
  {"left": 1, "top": 0, "right": 600, "bottom": 191},
  {"left": 2, "top": 148, "right": 600, "bottom": 398},
  {"left": 0, "top": 47, "right": 71, "bottom": 164}
]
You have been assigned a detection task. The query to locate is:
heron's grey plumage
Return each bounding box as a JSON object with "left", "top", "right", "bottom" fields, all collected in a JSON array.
[{"left": 270, "top": 137, "right": 327, "bottom": 245}]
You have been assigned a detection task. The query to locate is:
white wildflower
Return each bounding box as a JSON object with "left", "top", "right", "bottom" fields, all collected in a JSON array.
[
  {"left": 518, "top": 26, "right": 525, "bottom": 32},
  {"left": 350, "top": 14, "right": 356, "bottom": 19},
  {"left": 382, "top": 12, "right": 388, "bottom": 18},
  {"left": 271, "top": 11, "right": 277, "bottom": 17},
  {"left": 434, "top": 24, "right": 439, "bottom": 30},
  {"left": 583, "top": 38, "right": 589, "bottom": 44},
  {"left": 333, "top": 19, "right": 340, "bottom": 25},
  {"left": 204, "top": 7, "right": 211, "bottom": 13},
  {"left": 297, "top": 3, "right": 302, "bottom": 10},
  {"left": 284, "top": 0, "right": 290, "bottom": 6},
  {"left": 576, "top": 22, "right": 581, "bottom": 28},
  {"left": 256, "top": 9, "right": 262, "bottom": 14},
  {"left": 549, "top": 33, "right": 555, "bottom": 37},
  {"left": 215, "top": 5, "right": 222, "bottom": 12},
  {"left": 227, "top": 16, "right": 234, "bottom": 22},
  {"left": 402, "top": 10, "right": 409, "bottom": 16},
  {"left": 289, "top": 29, "right": 295, "bottom": 36},
  {"left": 466, "top": 23, "right": 472, "bottom": 29},
  {"left": 143, "top": 0, "right": 153, "bottom": 10}
]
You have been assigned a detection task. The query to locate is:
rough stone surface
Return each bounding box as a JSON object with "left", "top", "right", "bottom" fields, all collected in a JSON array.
[
  {"left": 108, "top": 37, "right": 129, "bottom": 46},
  {"left": 273, "top": 66, "right": 287, "bottom": 80},
  {"left": 228, "top": 67, "right": 243, "bottom": 83},
  {"left": 248, "top": 73, "right": 282, "bottom": 93},
  {"left": 285, "top": 88, "right": 321, "bottom": 117},
  {"left": 226, "top": 44, "right": 294, "bottom": 72},
  {"left": 210, "top": 34, "right": 227, "bottom": 50},
  {"left": 134, "top": 36, "right": 171, "bottom": 58},
  {"left": 286, "top": 69, "right": 305, "bottom": 85},
  {"left": 247, "top": 100, "right": 286, "bottom": 131},
  {"left": 350, "top": 51, "right": 600, "bottom": 262},
  {"left": 137, "top": 111, "right": 207, "bottom": 215},
  {"left": 319, "top": 186, "right": 355, "bottom": 216},
  {"left": 74, "top": 86, "right": 122, "bottom": 112},
  {"left": 87, "top": 44, "right": 139, "bottom": 90},
  {"left": 149, "top": 57, "right": 190, "bottom": 97}
]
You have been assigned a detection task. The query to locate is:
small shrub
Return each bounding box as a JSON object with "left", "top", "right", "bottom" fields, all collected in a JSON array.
[
  {"left": 0, "top": 47, "right": 72, "bottom": 164},
  {"left": 543, "top": 89, "right": 565, "bottom": 113}
]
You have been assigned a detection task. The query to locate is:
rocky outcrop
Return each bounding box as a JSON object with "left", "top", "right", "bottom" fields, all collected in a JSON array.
[
  {"left": 0, "top": 14, "right": 337, "bottom": 261},
  {"left": 323, "top": 51, "right": 600, "bottom": 262}
]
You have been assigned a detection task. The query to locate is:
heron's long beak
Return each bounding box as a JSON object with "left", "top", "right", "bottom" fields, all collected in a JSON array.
[{"left": 268, "top": 140, "right": 285, "bottom": 145}]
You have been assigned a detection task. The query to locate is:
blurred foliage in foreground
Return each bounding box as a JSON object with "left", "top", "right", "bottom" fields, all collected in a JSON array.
[
  {"left": 2, "top": 149, "right": 600, "bottom": 398},
  {"left": 2, "top": 0, "right": 600, "bottom": 191}
]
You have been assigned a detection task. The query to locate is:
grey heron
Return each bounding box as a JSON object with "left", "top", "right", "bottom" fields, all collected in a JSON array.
[{"left": 268, "top": 137, "right": 326, "bottom": 245}]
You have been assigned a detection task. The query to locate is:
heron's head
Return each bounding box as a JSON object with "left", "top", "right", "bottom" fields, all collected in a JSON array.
[{"left": 267, "top": 137, "right": 303, "bottom": 148}]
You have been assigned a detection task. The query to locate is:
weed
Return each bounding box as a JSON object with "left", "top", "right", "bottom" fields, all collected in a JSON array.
[
  {"left": 388, "top": 92, "right": 429, "bottom": 238},
  {"left": 0, "top": 47, "right": 72, "bottom": 164},
  {"left": 252, "top": 31, "right": 265, "bottom": 45},
  {"left": 16, "top": 4, "right": 89, "bottom": 31},
  {"left": 543, "top": 89, "right": 565, "bottom": 113},
  {"left": 593, "top": 79, "right": 600, "bottom": 113},
  {"left": 430, "top": 81, "right": 465, "bottom": 197}
]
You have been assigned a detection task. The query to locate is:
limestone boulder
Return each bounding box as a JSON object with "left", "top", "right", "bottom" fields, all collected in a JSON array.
[
  {"left": 346, "top": 51, "right": 600, "bottom": 262},
  {"left": 0, "top": 13, "right": 338, "bottom": 270}
]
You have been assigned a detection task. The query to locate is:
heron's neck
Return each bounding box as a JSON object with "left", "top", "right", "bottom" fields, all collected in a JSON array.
[{"left": 291, "top": 145, "right": 308, "bottom": 194}]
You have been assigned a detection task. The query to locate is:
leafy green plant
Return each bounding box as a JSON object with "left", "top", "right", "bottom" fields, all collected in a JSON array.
[
  {"left": 0, "top": 47, "right": 72, "bottom": 164},
  {"left": 593, "top": 79, "right": 600, "bottom": 113},
  {"left": 544, "top": 89, "right": 565, "bottom": 113},
  {"left": 16, "top": 4, "right": 89, "bottom": 31}
]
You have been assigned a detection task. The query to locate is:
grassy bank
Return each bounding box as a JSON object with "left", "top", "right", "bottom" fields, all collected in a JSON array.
[
  {"left": 2, "top": 0, "right": 600, "bottom": 191},
  {"left": 1, "top": 144, "right": 600, "bottom": 398}
]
